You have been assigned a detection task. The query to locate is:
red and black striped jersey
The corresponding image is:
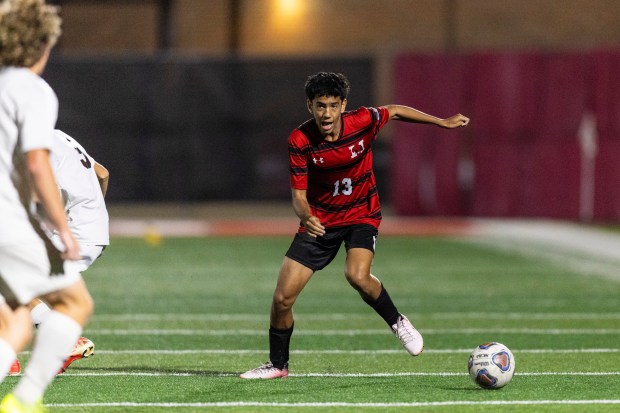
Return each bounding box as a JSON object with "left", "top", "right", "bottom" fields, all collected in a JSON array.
[{"left": 289, "top": 106, "right": 390, "bottom": 230}]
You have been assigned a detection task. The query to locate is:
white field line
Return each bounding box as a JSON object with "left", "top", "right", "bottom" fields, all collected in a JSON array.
[
  {"left": 47, "top": 400, "right": 620, "bottom": 408},
  {"left": 91, "top": 312, "right": 620, "bottom": 321},
  {"left": 52, "top": 372, "right": 620, "bottom": 377},
  {"left": 83, "top": 348, "right": 620, "bottom": 355},
  {"left": 84, "top": 328, "right": 620, "bottom": 335},
  {"left": 103, "top": 348, "right": 620, "bottom": 355}
]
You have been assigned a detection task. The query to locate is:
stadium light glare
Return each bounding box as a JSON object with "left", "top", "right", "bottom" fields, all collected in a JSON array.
[
  {"left": 276, "top": 0, "right": 303, "bottom": 18},
  {"left": 271, "top": 0, "right": 306, "bottom": 32}
]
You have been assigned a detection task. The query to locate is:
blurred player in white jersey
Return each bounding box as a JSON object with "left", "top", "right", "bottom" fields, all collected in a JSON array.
[
  {"left": 16, "top": 129, "right": 110, "bottom": 375},
  {"left": 49, "top": 130, "right": 109, "bottom": 281},
  {"left": 0, "top": 1, "right": 94, "bottom": 412}
]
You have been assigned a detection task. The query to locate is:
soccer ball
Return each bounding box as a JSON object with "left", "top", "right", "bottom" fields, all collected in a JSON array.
[{"left": 468, "top": 342, "right": 515, "bottom": 389}]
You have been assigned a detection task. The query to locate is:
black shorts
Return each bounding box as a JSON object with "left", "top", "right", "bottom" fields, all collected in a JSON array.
[{"left": 285, "top": 224, "right": 378, "bottom": 271}]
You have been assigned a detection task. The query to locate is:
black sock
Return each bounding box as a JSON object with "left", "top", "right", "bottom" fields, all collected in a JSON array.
[
  {"left": 269, "top": 324, "right": 294, "bottom": 369},
  {"left": 363, "top": 284, "right": 401, "bottom": 327}
]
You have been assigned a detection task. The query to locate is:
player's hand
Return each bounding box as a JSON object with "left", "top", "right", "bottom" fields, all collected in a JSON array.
[
  {"left": 441, "top": 114, "right": 470, "bottom": 129},
  {"left": 58, "top": 228, "right": 81, "bottom": 260},
  {"left": 303, "top": 216, "right": 326, "bottom": 237}
]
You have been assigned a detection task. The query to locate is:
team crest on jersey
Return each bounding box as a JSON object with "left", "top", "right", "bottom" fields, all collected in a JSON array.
[{"left": 348, "top": 140, "right": 365, "bottom": 158}]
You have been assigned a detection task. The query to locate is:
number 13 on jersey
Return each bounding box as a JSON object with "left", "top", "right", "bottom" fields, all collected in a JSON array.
[{"left": 333, "top": 178, "right": 353, "bottom": 196}]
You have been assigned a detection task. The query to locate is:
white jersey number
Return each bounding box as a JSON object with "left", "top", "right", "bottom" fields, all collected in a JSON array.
[{"left": 333, "top": 178, "right": 353, "bottom": 196}]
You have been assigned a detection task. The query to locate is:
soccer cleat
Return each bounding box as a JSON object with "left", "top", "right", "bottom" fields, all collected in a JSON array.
[
  {"left": 0, "top": 393, "right": 46, "bottom": 413},
  {"left": 240, "top": 361, "right": 289, "bottom": 379},
  {"left": 58, "top": 336, "right": 94, "bottom": 374},
  {"left": 8, "top": 359, "right": 20, "bottom": 376},
  {"left": 391, "top": 314, "right": 424, "bottom": 356}
]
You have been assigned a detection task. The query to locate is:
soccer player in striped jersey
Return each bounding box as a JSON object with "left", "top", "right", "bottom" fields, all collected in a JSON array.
[{"left": 241, "top": 72, "right": 469, "bottom": 379}]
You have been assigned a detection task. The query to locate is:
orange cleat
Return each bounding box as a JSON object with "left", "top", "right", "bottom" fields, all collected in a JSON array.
[
  {"left": 8, "top": 359, "right": 20, "bottom": 376},
  {"left": 58, "top": 337, "right": 94, "bottom": 374}
]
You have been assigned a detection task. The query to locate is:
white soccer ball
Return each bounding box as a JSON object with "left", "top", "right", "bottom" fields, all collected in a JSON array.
[{"left": 468, "top": 342, "right": 515, "bottom": 389}]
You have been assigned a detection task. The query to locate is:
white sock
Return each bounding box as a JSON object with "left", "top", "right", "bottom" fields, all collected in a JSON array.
[
  {"left": 14, "top": 311, "right": 81, "bottom": 404},
  {"left": 0, "top": 338, "right": 17, "bottom": 381},
  {"left": 30, "top": 302, "right": 51, "bottom": 328}
]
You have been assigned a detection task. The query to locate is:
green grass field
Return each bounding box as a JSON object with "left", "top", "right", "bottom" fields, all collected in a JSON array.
[{"left": 2, "top": 235, "right": 619, "bottom": 412}]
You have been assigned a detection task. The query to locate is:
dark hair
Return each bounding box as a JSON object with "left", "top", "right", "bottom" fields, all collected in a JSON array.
[{"left": 304, "top": 72, "right": 350, "bottom": 101}]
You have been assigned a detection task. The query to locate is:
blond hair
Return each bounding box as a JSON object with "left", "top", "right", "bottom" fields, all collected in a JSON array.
[{"left": 0, "top": 0, "right": 61, "bottom": 67}]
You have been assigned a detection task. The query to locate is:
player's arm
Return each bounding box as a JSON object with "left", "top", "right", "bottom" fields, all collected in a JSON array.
[
  {"left": 385, "top": 105, "right": 469, "bottom": 129},
  {"left": 26, "top": 149, "right": 80, "bottom": 260},
  {"left": 94, "top": 162, "right": 109, "bottom": 197},
  {"left": 291, "top": 189, "right": 325, "bottom": 237}
]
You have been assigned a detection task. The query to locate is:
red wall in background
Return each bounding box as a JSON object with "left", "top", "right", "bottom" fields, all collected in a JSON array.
[{"left": 391, "top": 51, "right": 620, "bottom": 220}]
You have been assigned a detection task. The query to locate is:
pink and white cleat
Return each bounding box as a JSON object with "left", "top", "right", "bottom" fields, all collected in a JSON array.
[
  {"left": 240, "top": 362, "right": 289, "bottom": 379},
  {"left": 391, "top": 315, "right": 424, "bottom": 356}
]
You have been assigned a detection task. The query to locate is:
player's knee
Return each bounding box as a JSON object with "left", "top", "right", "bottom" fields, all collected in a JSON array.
[
  {"left": 66, "top": 292, "right": 94, "bottom": 326},
  {"left": 43, "top": 282, "right": 94, "bottom": 325},
  {"left": 344, "top": 269, "right": 370, "bottom": 290},
  {"left": 68, "top": 285, "right": 94, "bottom": 313},
  {"left": 272, "top": 291, "right": 295, "bottom": 312}
]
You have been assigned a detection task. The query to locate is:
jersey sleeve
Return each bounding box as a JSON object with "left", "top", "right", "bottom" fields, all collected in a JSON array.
[
  {"left": 288, "top": 130, "right": 308, "bottom": 190},
  {"left": 19, "top": 77, "right": 58, "bottom": 153},
  {"left": 371, "top": 106, "right": 390, "bottom": 135}
]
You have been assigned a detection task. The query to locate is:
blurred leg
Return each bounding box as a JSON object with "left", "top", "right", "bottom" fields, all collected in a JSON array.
[{"left": 13, "top": 280, "right": 93, "bottom": 404}]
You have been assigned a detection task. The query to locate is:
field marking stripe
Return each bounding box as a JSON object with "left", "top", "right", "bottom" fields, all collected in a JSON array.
[
  {"left": 85, "top": 328, "right": 620, "bottom": 335},
  {"left": 48, "top": 400, "right": 620, "bottom": 408},
  {"left": 92, "top": 312, "right": 620, "bottom": 321},
  {"left": 86, "top": 348, "right": 620, "bottom": 355},
  {"left": 54, "top": 372, "right": 620, "bottom": 377}
]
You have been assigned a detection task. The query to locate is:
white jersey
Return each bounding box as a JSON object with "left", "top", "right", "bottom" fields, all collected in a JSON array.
[
  {"left": 51, "top": 130, "right": 109, "bottom": 246},
  {"left": 0, "top": 67, "right": 58, "bottom": 245},
  {"left": 0, "top": 67, "right": 82, "bottom": 306}
]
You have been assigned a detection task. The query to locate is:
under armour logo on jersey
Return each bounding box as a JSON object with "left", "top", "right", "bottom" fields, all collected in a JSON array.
[
  {"left": 349, "top": 140, "right": 365, "bottom": 158},
  {"left": 313, "top": 157, "right": 324, "bottom": 164}
]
